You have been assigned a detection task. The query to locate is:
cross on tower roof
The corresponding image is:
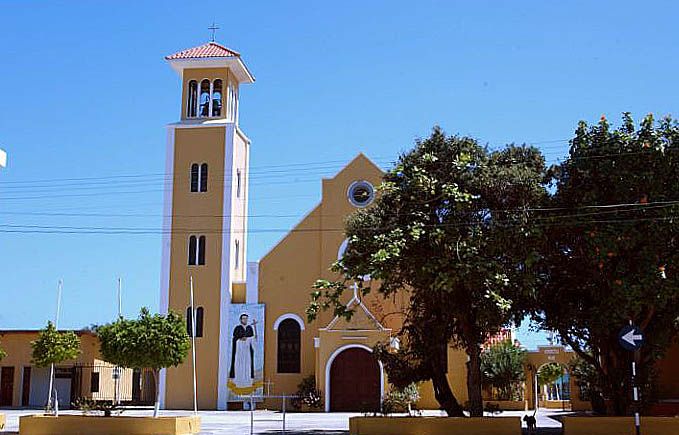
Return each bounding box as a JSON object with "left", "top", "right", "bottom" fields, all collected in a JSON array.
[{"left": 208, "top": 21, "right": 220, "bottom": 42}]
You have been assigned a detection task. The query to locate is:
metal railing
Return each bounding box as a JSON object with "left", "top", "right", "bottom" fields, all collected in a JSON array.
[
  {"left": 70, "top": 364, "right": 156, "bottom": 406},
  {"left": 238, "top": 394, "right": 299, "bottom": 435}
]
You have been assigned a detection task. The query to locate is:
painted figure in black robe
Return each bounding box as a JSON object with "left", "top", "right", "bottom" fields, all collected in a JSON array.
[{"left": 229, "top": 313, "right": 255, "bottom": 380}]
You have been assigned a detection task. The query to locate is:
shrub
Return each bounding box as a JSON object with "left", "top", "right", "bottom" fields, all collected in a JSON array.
[
  {"left": 381, "top": 383, "right": 420, "bottom": 416},
  {"left": 291, "top": 375, "right": 323, "bottom": 411}
]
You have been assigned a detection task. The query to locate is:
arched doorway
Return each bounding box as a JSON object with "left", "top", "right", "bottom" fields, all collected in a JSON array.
[
  {"left": 328, "top": 347, "right": 381, "bottom": 412},
  {"left": 535, "top": 362, "right": 571, "bottom": 410}
]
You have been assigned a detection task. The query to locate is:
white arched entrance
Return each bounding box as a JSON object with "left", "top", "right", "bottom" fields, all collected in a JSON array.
[{"left": 324, "top": 344, "right": 384, "bottom": 412}]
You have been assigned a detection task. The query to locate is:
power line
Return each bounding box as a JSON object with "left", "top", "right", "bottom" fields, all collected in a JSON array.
[{"left": 2, "top": 199, "right": 678, "bottom": 219}]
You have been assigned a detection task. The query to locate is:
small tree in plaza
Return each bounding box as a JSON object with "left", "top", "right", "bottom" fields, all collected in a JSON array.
[
  {"left": 481, "top": 340, "right": 527, "bottom": 401},
  {"left": 97, "top": 308, "right": 190, "bottom": 417},
  {"left": 534, "top": 113, "right": 679, "bottom": 415},
  {"left": 31, "top": 321, "right": 81, "bottom": 411},
  {"left": 309, "top": 127, "right": 548, "bottom": 416}
]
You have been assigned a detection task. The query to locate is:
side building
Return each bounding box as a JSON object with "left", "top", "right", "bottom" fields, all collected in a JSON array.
[{"left": 0, "top": 330, "right": 155, "bottom": 408}]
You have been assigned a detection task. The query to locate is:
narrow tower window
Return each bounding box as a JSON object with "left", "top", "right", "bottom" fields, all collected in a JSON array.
[
  {"left": 190, "top": 163, "right": 208, "bottom": 192},
  {"left": 211, "top": 79, "right": 222, "bottom": 117},
  {"left": 190, "top": 164, "right": 199, "bottom": 192},
  {"left": 200, "top": 163, "right": 208, "bottom": 192},
  {"left": 188, "top": 236, "right": 197, "bottom": 265},
  {"left": 199, "top": 79, "right": 210, "bottom": 117},
  {"left": 234, "top": 240, "right": 240, "bottom": 269},
  {"left": 198, "top": 236, "right": 206, "bottom": 265},
  {"left": 186, "top": 306, "right": 204, "bottom": 338},
  {"left": 196, "top": 307, "right": 204, "bottom": 337},
  {"left": 187, "top": 80, "right": 198, "bottom": 118},
  {"left": 236, "top": 169, "right": 241, "bottom": 198}
]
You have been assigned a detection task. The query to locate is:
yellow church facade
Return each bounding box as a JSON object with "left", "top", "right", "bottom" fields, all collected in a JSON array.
[{"left": 256, "top": 154, "right": 470, "bottom": 411}]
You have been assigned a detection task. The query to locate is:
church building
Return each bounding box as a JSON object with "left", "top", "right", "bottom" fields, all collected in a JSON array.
[{"left": 158, "top": 41, "right": 470, "bottom": 411}]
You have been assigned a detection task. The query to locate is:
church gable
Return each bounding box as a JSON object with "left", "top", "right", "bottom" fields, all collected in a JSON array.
[{"left": 325, "top": 288, "right": 385, "bottom": 332}]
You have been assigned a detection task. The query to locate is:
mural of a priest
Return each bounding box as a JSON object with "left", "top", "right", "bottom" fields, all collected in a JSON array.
[{"left": 229, "top": 312, "right": 257, "bottom": 390}]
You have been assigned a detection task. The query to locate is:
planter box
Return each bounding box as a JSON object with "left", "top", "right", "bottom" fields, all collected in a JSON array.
[
  {"left": 19, "top": 414, "right": 201, "bottom": 435},
  {"left": 349, "top": 416, "right": 521, "bottom": 435},
  {"left": 563, "top": 416, "right": 679, "bottom": 435}
]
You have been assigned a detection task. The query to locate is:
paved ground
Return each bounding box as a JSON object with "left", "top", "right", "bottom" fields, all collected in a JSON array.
[{"left": 0, "top": 408, "right": 570, "bottom": 434}]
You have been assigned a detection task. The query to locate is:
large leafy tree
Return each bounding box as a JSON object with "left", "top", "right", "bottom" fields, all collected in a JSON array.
[
  {"left": 481, "top": 340, "right": 527, "bottom": 401},
  {"left": 309, "top": 127, "right": 548, "bottom": 416},
  {"left": 31, "top": 321, "right": 81, "bottom": 410},
  {"left": 535, "top": 113, "right": 679, "bottom": 415},
  {"left": 97, "top": 308, "right": 190, "bottom": 417}
]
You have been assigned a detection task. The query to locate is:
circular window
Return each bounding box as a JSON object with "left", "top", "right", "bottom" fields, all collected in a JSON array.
[{"left": 347, "top": 181, "right": 375, "bottom": 207}]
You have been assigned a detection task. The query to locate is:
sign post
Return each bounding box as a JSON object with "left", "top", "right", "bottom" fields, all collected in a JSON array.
[{"left": 619, "top": 324, "right": 644, "bottom": 435}]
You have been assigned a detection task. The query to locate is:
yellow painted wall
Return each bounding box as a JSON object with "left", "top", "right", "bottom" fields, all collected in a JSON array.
[
  {"left": 655, "top": 338, "right": 679, "bottom": 400},
  {"left": 562, "top": 417, "right": 679, "bottom": 435},
  {"left": 349, "top": 416, "right": 522, "bottom": 435},
  {"left": 258, "top": 154, "right": 386, "bottom": 401},
  {"left": 0, "top": 331, "right": 99, "bottom": 407},
  {"left": 257, "top": 154, "right": 470, "bottom": 410},
  {"left": 164, "top": 125, "right": 226, "bottom": 410}
]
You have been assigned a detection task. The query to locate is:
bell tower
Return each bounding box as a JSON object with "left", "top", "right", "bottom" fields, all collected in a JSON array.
[{"left": 160, "top": 41, "right": 255, "bottom": 410}]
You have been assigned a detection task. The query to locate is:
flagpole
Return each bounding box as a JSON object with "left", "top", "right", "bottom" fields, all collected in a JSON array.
[
  {"left": 190, "top": 276, "right": 198, "bottom": 415},
  {"left": 47, "top": 279, "right": 63, "bottom": 414}
]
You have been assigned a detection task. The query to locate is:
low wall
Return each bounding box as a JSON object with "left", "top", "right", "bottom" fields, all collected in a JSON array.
[
  {"left": 349, "top": 416, "right": 521, "bottom": 435},
  {"left": 563, "top": 416, "right": 679, "bottom": 435},
  {"left": 485, "top": 400, "right": 528, "bottom": 411},
  {"left": 19, "top": 414, "right": 201, "bottom": 435},
  {"left": 540, "top": 400, "right": 569, "bottom": 409}
]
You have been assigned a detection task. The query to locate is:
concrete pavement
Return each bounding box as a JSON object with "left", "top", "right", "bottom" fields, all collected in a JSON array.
[{"left": 0, "top": 408, "right": 569, "bottom": 434}]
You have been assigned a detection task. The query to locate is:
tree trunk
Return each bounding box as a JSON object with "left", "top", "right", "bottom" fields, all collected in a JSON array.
[
  {"left": 466, "top": 344, "right": 484, "bottom": 417},
  {"left": 431, "top": 369, "right": 465, "bottom": 417},
  {"left": 153, "top": 369, "right": 161, "bottom": 418}
]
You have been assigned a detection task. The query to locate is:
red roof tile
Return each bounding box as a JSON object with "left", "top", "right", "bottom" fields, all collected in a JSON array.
[{"left": 165, "top": 42, "right": 240, "bottom": 60}]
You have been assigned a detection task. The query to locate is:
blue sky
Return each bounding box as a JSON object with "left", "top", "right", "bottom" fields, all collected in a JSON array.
[{"left": 0, "top": 1, "right": 677, "bottom": 348}]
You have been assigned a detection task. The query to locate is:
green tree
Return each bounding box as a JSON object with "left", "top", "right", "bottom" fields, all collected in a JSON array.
[
  {"left": 31, "top": 321, "right": 81, "bottom": 367},
  {"left": 569, "top": 355, "right": 606, "bottom": 414},
  {"left": 31, "top": 321, "right": 81, "bottom": 410},
  {"left": 535, "top": 113, "right": 679, "bottom": 415},
  {"left": 0, "top": 342, "right": 6, "bottom": 361},
  {"left": 481, "top": 340, "right": 527, "bottom": 401},
  {"left": 537, "top": 363, "right": 563, "bottom": 386},
  {"left": 97, "top": 308, "right": 190, "bottom": 417},
  {"left": 309, "top": 127, "right": 548, "bottom": 416}
]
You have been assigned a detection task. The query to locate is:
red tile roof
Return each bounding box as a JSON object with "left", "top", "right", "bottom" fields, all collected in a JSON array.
[{"left": 165, "top": 42, "right": 240, "bottom": 60}]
